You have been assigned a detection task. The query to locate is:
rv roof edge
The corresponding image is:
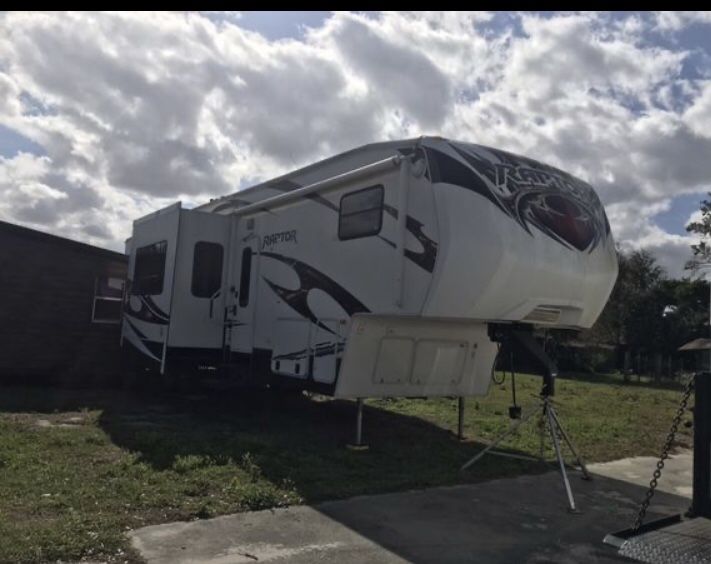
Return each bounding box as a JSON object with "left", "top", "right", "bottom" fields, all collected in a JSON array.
[
  {"left": 133, "top": 201, "right": 182, "bottom": 226},
  {"left": 198, "top": 137, "right": 424, "bottom": 210},
  {"left": 231, "top": 154, "right": 403, "bottom": 217}
]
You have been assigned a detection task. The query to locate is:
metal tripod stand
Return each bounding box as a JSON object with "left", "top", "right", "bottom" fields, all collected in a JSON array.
[{"left": 460, "top": 392, "right": 591, "bottom": 512}]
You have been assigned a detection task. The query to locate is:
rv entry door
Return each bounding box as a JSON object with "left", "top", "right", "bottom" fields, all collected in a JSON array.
[{"left": 164, "top": 208, "right": 230, "bottom": 367}]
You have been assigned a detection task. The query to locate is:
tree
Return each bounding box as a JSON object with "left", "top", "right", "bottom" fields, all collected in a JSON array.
[
  {"left": 581, "top": 247, "right": 708, "bottom": 375},
  {"left": 588, "top": 248, "right": 665, "bottom": 349},
  {"left": 686, "top": 193, "right": 711, "bottom": 268},
  {"left": 658, "top": 278, "right": 708, "bottom": 350}
]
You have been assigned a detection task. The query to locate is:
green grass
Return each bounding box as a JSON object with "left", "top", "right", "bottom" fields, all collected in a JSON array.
[{"left": 0, "top": 374, "right": 693, "bottom": 563}]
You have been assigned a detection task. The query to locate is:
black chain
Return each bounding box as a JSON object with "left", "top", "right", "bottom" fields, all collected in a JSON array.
[{"left": 632, "top": 375, "right": 695, "bottom": 532}]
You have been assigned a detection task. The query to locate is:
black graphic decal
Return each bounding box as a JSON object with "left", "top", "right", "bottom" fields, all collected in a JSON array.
[
  {"left": 425, "top": 143, "right": 610, "bottom": 253},
  {"left": 426, "top": 146, "right": 499, "bottom": 208},
  {"left": 124, "top": 318, "right": 163, "bottom": 360},
  {"left": 141, "top": 296, "right": 169, "bottom": 323},
  {"left": 273, "top": 347, "right": 309, "bottom": 362},
  {"left": 261, "top": 252, "right": 369, "bottom": 333},
  {"left": 382, "top": 204, "right": 438, "bottom": 273},
  {"left": 123, "top": 280, "right": 169, "bottom": 325},
  {"left": 272, "top": 341, "right": 345, "bottom": 362},
  {"left": 124, "top": 317, "right": 148, "bottom": 341}
]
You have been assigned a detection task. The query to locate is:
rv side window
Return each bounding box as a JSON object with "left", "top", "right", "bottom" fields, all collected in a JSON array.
[
  {"left": 132, "top": 241, "right": 167, "bottom": 295},
  {"left": 239, "top": 248, "right": 252, "bottom": 307},
  {"left": 191, "top": 242, "right": 224, "bottom": 298},
  {"left": 338, "top": 185, "right": 384, "bottom": 240}
]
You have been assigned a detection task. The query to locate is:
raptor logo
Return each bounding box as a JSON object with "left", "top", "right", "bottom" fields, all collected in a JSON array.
[
  {"left": 260, "top": 252, "right": 369, "bottom": 334},
  {"left": 262, "top": 230, "right": 297, "bottom": 250},
  {"left": 425, "top": 142, "right": 610, "bottom": 253}
]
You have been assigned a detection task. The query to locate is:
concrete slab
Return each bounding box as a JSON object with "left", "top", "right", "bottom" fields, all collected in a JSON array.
[
  {"left": 130, "top": 469, "right": 689, "bottom": 564},
  {"left": 588, "top": 449, "right": 693, "bottom": 499},
  {"left": 35, "top": 418, "right": 82, "bottom": 428}
]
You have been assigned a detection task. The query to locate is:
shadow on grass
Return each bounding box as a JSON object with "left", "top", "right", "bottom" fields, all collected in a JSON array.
[{"left": 0, "top": 384, "right": 545, "bottom": 504}]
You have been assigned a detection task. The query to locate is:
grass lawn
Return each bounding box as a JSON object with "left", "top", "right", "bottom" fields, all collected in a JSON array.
[{"left": 0, "top": 373, "right": 693, "bottom": 563}]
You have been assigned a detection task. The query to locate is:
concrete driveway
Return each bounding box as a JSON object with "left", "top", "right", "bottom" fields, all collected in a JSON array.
[
  {"left": 587, "top": 449, "right": 692, "bottom": 499},
  {"left": 130, "top": 455, "right": 691, "bottom": 564}
]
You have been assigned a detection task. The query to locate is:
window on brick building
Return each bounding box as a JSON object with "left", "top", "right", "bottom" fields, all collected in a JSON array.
[{"left": 92, "top": 276, "right": 124, "bottom": 324}]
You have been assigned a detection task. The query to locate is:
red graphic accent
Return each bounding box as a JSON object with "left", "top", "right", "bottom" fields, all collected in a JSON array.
[{"left": 529, "top": 194, "right": 596, "bottom": 252}]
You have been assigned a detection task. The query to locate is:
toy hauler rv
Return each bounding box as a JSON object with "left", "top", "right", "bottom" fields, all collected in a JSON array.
[{"left": 121, "top": 136, "right": 618, "bottom": 399}]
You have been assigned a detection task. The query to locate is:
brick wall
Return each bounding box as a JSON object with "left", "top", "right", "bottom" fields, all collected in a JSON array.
[{"left": 0, "top": 221, "right": 128, "bottom": 386}]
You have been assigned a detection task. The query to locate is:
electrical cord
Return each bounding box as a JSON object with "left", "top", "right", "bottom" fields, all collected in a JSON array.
[
  {"left": 492, "top": 343, "right": 505, "bottom": 384},
  {"left": 511, "top": 349, "right": 518, "bottom": 408},
  {"left": 491, "top": 341, "right": 522, "bottom": 418}
]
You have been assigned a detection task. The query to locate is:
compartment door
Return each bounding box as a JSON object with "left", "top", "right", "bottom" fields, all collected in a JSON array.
[{"left": 271, "top": 319, "right": 311, "bottom": 379}]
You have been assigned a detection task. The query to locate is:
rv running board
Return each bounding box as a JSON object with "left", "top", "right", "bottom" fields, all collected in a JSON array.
[{"left": 604, "top": 515, "right": 711, "bottom": 563}]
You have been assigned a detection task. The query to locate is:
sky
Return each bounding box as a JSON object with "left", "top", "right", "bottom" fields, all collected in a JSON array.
[{"left": 1, "top": 11, "right": 711, "bottom": 277}]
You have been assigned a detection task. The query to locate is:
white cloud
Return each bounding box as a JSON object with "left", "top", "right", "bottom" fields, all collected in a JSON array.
[
  {"left": 654, "top": 11, "right": 711, "bottom": 32},
  {"left": 684, "top": 81, "right": 711, "bottom": 136},
  {"left": 0, "top": 11, "right": 709, "bottom": 274},
  {"left": 606, "top": 199, "right": 696, "bottom": 276}
]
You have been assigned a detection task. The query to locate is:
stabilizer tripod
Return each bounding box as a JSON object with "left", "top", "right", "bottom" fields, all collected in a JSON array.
[
  {"left": 460, "top": 325, "right": 591, "bottom": 513},
  {"left": 460, "top": 392, "right": 590, "bottom": 512}
]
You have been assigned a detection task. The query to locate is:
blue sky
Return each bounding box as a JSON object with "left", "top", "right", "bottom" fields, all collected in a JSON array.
[
  {"left": 229, "top": 11, "right": 332, "bottom": 40},
  {"left": 655, "top": 193, "right": 704, "bottom": 236},
  {"left": 0, "top": 124, "right": 44, "bottom": 157},
  {"left": 1, "top": 11, "right": 711, "bottom": 276}
]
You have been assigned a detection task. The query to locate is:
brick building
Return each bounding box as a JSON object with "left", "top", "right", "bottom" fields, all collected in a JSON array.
[{"left": 0, "top": 220, "right": 127, "bottom": 386}]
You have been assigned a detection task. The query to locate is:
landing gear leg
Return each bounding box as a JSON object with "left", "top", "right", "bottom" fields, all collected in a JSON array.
[
  {"left": 457, "top": 397, "right": 466, "bottom": 441},
  {"left": 347, "top": 398, "right": 369, "bottom": 451}
]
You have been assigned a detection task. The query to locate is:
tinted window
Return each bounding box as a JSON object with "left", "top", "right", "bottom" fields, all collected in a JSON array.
[
  {"left": 191, "top": 242, "right": 224, "bottom": 298},
  {"left": 338, "top": 185, "right": 384, "bottom": 240},
  {"left": 239, "top": 248, "right": 252, "bottom": 307},
  {"left": 132, "top": 241, "right": 167, "bottom": 295}
]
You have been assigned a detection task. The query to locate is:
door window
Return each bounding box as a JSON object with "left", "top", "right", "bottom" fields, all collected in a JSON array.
[
  {"left": 239, "top": 248, "right": 252, "bottom": 307},
  {"left": 191, "top": 241, "right": 224, "bottom": 298}
]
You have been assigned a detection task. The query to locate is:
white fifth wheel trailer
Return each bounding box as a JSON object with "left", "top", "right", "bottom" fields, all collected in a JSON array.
[{"left": 120, "top": 136, "right": 618, "bottom": 399}]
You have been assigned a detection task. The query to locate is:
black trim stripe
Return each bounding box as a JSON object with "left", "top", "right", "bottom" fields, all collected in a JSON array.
[{"left": 261, "top": 252, "right": 368, "bottom": 335}]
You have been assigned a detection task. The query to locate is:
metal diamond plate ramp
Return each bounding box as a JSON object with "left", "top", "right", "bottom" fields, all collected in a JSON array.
[{"left": 618, "top": 518, "right": 711, "bottom": 564}]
